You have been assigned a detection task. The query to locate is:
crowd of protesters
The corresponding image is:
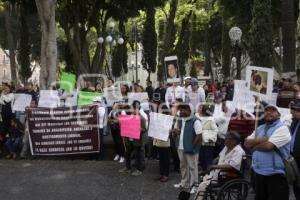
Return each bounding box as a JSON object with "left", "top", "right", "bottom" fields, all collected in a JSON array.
[{"left": 0, "top": 76, "right": 300, "bottom": 200}]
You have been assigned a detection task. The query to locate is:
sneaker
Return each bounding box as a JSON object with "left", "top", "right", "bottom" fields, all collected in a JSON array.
[
  {"left": 113, "top": 155, "right": 120, "bottom": 161},
  {"left": 174, "top": 182, "right": 182, "bottom": 188},
  {"left": 118, "top": 167, "right": 131, "bottom": 173},
  {"left": 119, "top": 157, "right": 125, "bottom": 163},
  {"left": 131, "top": 170, "right": 142, "bottom": 176}
]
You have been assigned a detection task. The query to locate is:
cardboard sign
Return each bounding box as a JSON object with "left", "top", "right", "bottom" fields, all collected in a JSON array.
[{"left": 118, "top": 115, "right": 141, "bottom": 139}]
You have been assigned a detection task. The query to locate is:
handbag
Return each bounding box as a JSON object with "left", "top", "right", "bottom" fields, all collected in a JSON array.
[
  {"left": 202, "top": 120, "right": 217, "bottom": 144},
  {"left": 275, "top": 149, "right": 300, "bottom": 187}
]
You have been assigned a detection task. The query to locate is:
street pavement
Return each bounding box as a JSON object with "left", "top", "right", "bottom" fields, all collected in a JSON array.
[
  {"left": 0, "top": 158, "right": 298, "bottom": 200},
  {"left": 0, "top": 135, "right": 296, "bottom": 200}
]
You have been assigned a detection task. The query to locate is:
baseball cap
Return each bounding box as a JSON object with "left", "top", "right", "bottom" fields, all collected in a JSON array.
[
  {"left": 290, "top": 101, "right": 300, "bottom": 111},
  {"left": 191, "top": 79, "right": 199, "bottom": 86},
  {"left": 184, "top": 77, "right": 192, "bottom": 81}
]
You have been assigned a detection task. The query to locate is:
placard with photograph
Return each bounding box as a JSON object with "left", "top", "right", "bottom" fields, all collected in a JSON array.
[
  {"left": 245, "top": 66, "right": 274, "bottom": 99},
  {"left": 165, "top": 55, "right": 180, "bottom": 83}
]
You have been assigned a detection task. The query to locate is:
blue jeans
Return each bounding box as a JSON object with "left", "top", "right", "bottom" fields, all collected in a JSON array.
[{"left": 5, "top": 138, "right": 22, "bottom": 153}]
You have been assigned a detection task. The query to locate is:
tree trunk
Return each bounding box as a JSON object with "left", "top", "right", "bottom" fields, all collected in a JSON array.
[
  {"left": 35, "top": 0, "right": 57, "bottom": 89},
  {"left": 204, "top": 28, "right": 211, "bottom": 77},
  {"left": 4, "top": 2, "right": 18, "bottom": 84},
  {"left": 282, "top": 0, "right": 296, "bottom": 73},
  {"left": 160, "top": 0, "right": 178, "bottom": 66},
  {"left": 236, "top": 46, "right": 242, "bottom": 79},
  {"left": 221, "top": 22, "right": 231, "bottom": 79}
]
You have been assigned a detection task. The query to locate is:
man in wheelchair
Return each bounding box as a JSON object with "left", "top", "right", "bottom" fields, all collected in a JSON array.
[{"left": 195, "top": 131, "right": 245, "bottom": 200}]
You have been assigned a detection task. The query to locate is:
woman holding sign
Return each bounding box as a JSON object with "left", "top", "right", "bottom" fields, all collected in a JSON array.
[
  {"left": 153, "top": 105, "right": 172, "bottom": 182},
  {"left": 119, "top": 102, "right": 147, "bottom": 176}
]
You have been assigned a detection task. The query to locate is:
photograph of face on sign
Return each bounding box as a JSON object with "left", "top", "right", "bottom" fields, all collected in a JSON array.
[
  {"left": 246, "top": 66, "right": 274, "bottom": 99},
  {"left": 165, "top": 56, "right": 180, "bottom": 83}
]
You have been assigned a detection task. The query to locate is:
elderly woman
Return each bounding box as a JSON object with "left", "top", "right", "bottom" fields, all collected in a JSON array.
[{"left": 195, "top": 131, "right": 245, "bottom": 200}]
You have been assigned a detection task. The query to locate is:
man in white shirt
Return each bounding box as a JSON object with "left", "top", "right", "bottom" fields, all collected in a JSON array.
[
  {"left": 187, "top": 79, "right": 206, "bottom": 113},
  {"left": 172, "top": 104, "right": 202, "bottom": 193},
  {"left": 245, "top": 104, "right": 291, "bottom": 200},
  {"left": 195, "top": 131, "right": 245, "bottom": 200},
  {"left": 165, "top": 82, "right": 185, "bottom": 108}
]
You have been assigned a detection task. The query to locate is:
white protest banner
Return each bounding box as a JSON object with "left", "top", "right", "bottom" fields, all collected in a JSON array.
[
  {"left": 148, "top": 112, "right": 174, "bottom": 141},
  {"left": 38, "top": 90, "right": 60, "bottom": 108},
  {"left": 13, "top": 94, "right": 32, "bottom": 112},
  {"left": 233, "top": 80, "right": 255, "bottom": 113},
  {"left": 103, "top": 87, "right": 122, "bottom": 106},
  {"left": 246, "top": 66, "right": 274, "bottom": 99},
  {"left": 128, "top": 92, "right": 149, "bottom": 111}
]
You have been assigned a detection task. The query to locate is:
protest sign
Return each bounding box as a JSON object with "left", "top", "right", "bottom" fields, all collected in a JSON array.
[
  {"left": 78, "top": 91, "right": 102, "bottom": 106},
  {"left": 148, "top": 112, "right": 174, "bottom": 141},
  {"left": 165, "top": 55, "right": 180, "bottom": 83},
  {"left": 65, "top": 91, "right": 78, "bottom": 107},
  {"left": 13, "top": 94, "right": 32, "bottom": 112},
  {"left": 262, "top": 92, "right": 278, "bottom": 105},
  {"left": 38, "top": 90, "right": 60, "bottom": 108},
  {"left": 103, "top": 87, "right": 122, "bottom": 106},
  {"left": 60, "top": 72, "right": 76, "bottom": 92},
  {"left": 128, "top": 92, "right": 149, "bottom": 111},
  {"left": 27, "top": 105, "right": 100, "bottom": 155},
  {"left": 246, "top": 66, "right": 274, "bottom": 99},
  {"left": 118, "top": 115, "right": 141, "bottom": 139},
  {"left": 232, "top": 80, "right": 255, "bottom": 113}
]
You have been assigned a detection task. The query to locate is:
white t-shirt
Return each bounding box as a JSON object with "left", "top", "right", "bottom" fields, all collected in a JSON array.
[
  {"left": 98, "top": 106, "right": 106, "bottom": 129},
  {"left": 165, "top": 86, "right": 185, "bottom": 108},
  {"left": 209, "top": 145, "right": 245, "bottom": 180},
  {"left": 218, "top": 145, "right": 245, "bottom": 170},
  {"left": 187, "top": 89, "right": 206, "bottom": 112},
  {"left": 247, "top": 125, "right": 291, "bottom": 148},
  {"left": 178, "top": 119, "right": 202, "bottom": 150}
]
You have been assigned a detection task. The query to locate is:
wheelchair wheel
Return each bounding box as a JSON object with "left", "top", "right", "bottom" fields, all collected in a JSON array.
[{"left": 216, "top": 179, "right": 250, "bottom": 200}]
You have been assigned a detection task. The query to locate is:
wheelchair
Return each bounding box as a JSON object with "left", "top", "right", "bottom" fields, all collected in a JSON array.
[{"left": 193, "top": 155, "right": 251, "bottom": 200}]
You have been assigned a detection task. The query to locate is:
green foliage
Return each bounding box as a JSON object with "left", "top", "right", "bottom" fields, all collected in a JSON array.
[
  {"left": 111, "top": 45, "right": 122, "bottom": 77},
  {"left": 249, "top": 0, "right": 274, "bottom": 67}
]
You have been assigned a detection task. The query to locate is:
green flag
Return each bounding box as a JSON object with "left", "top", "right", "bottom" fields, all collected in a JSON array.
[
  {"left": 78, "top": 91, "right": 102, "bottom": 106},
  {"left": 60, "top": 72, "right": 76, "bottom": 92}
]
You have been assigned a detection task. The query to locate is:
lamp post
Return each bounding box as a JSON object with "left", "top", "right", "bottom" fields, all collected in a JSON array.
[
  {"left": 98, "top": 22, "right": 124, "bottom": 79},
  {"left": 229, "top": 26, "right": 242, "bottom": 79}
]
